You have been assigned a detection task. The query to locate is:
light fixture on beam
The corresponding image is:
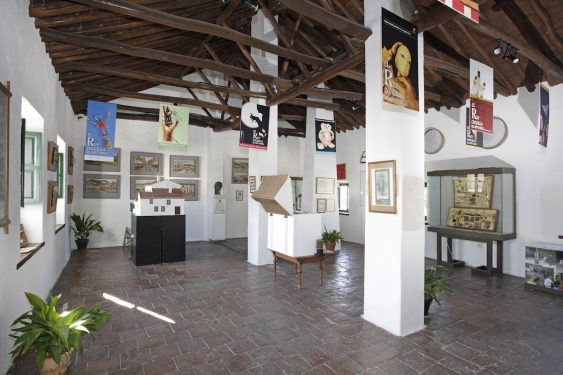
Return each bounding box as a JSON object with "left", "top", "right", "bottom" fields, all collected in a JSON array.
[
  {"left": 243, "top": 0, "right": 259, "bottom": 12},
  {"left": 493, "top": 39, "right": 504, "bottom": 55},
  {"left": 492, "top": 38, "right": 520, "bottom": 64}
]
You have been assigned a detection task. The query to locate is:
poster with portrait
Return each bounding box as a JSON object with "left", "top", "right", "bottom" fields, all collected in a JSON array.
[
  {"left": 538, "top": 84, "right": 549, "bottom": 147},
  {"left": 315, "top": 118, "right": 336, "bottom": 154},
  {"left": 381, "top": 8, "right": 419, "bottom": 111},
  {"left": 85, "top": 100, "right": 116, "bottom": 162},
  {"left": 240, "top": 102, "right": 270, "bottom": 150},
  {"left": 158, "top": 104, "right": 189, "bottom": 147},
  {"left": 465, "top": 108, "right": 483, "bottom": 148},
  {"left": 469, "top": 59, "right": 494, "bottom": 134}
]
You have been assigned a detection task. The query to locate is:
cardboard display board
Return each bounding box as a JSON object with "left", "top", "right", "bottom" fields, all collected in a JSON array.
[{"left": 251, "top": 175, "right": 293, "bottom": 216}]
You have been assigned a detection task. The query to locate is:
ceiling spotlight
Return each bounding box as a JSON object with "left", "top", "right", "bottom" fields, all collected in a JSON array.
[
  {"left": 503, "top": 45, "right": 519, "bottom": 64},
  {"left": 243, "top": 0, "right": 259, "bottom": 12},
  {"left": 351, "top": 101, "right": 360, "bottom": 111},
  {"left": 492, "top": 39, "right": 503, "bottom": 55}
]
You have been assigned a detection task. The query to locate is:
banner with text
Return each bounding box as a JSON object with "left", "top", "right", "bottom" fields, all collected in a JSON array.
[
  {"left": 85, "top": 100, "right": 116, "bottom": 162},
  {"left": 469, "top": 59, "right": 494, "bottom": 134},
  {"left": 538, "top": 84, "right": 549, "bottom": 147},
  {"left": 315, "top": 118, "right": 337, "bottom": 155},
  {"left": 158, "top": 104, "right": 189, "bottom": 147},
  {"left": 466, "top": 108, "right": 483, "bottom": 148},
  {"left": 240, "top": 103, "right": 270, "bottom": 150}
]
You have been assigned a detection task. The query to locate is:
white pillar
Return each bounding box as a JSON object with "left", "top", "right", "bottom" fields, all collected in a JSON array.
[
  {"left": 363, "top": 1, "right": 425, "bottom": 336},
  {"left": 247, "top": 11, "right": 279, "bottom": 266}
]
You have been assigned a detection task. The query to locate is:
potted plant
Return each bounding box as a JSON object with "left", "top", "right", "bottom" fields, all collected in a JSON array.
[
  {"left": 424, "top": 266, "right": 452, "bottom": 317},
  {"left": 321, "top": 227, "right": 344, "bottom": 252},
  {"left": 70, "top": 213, "right": 103, "bottom": 249},
  {"left": 10, "top": 292, "right": 110, "bottom": 375}
]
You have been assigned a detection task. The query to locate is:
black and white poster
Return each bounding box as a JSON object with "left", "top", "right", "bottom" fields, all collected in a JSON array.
[
  {"left": 466, "top": 108, "right": 483, "bottom": 148},
  {"left": 240, "top": 103, "right": 270, "bottom": 150},
  {"left": 538, "top": 84, "right": 549, "bottom": 147},
  {"left": 315, "top": 118, "right": 336, "bottom": 155}
]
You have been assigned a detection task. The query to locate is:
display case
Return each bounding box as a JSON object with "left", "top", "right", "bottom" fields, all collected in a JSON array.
[{"left": 525, "top": 243, "right": 563, "bottom": 296}]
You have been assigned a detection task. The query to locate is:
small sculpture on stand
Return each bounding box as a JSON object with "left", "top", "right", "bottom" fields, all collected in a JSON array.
[{"left": 214, "top": 181, "right": 223, "bottom": 196}]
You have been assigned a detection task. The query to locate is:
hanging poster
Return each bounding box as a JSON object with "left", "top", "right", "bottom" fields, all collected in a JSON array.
[
  {"left": 465, "top": 108, "right": 483, "bottom": 148},
  {"left": 538, "top": 84, "right": 549, "bottom": 147},
  {"left": 382, "top": 8, "right": 419, "bottom": 112},
  {"left": 469, "top": 59, "right": 494, "bottom": 134},
  {"left": 240, "top": 102, "right": 270, "bottom": 150},
  {"left": 315, "top": 118, "right": 336, "bottom": 154},
  {"left": 85, "top": 100, "right": 116, "bottom": 162},
  {"left": 436, "top": 0, "right": 479, "bottom": 23},
  {"left": 158, "top": 104, "right": 189, "bottom": 147}
]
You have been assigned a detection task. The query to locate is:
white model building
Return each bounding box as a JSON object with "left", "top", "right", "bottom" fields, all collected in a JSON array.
[{"left": 133, "top": 182, "right": 185, "bottom": 216}]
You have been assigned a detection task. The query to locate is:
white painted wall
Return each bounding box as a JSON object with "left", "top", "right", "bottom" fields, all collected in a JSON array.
[
  {"left": 278, "top": 136, "right": 305, "bottom": 177},
  {"left": 425, "top": 84, "right": 563, "bottom": 277},
  {"left": 0, "top": 1, "right": 76, "bottom": 372}
]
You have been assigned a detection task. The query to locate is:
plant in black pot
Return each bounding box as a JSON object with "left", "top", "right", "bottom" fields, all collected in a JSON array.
[
  {"left": 70, "top": 213, "right": 103, "bottom": 250},
  {"left": 424, "top": 266, "right": 452, "bottom": 317},
  {"left": 321, "top": 227, "right": 344, "bottom": 252}
]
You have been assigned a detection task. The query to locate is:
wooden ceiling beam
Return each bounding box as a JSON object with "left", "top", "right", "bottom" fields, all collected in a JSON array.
[{"left": 287, "top": 98, "right": 362, "bottom": 116}]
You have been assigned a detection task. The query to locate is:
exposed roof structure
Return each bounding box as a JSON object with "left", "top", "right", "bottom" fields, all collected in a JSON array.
[
  {"left": 139, "top": 188, "right": 185, "bottom": 199},
  {"left": 29, "top": 0, "right": 563, "bottom": 137}
]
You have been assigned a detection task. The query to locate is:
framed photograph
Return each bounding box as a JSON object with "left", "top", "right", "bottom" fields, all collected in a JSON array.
[
  {"left": 130, "top": 176, "right": 158, "bottom": 200},
  {"left": 249, "top": 176, "right": 256, "bottom": 193},
  {"left": 317, "top": 199, "right": 326, "bottom": 213},
  {"left": 67, "top": 185, "right": 74, "bottom": 204},
  {"left": 130, "top": 151, "right": 163, "bottom": 176},
  {"left": 326, "top": 198, "right": 335, "bottom": 212},
  {"left": 0, "top": 81, "right": 11, "bottom": 233},
  {"left": 47, "top": 141, "right": 58, "bottom": 172},
  {"left": 171, "top": 179, "right": 200, "bottom": 201},
  {"left": 84, "top": 147, "right": 121, "bottom": 172},
  {"left": 47, "top": 181, "right": 58, "bottom": 213},
  {"left": 316, "top": 177, "right": 334, "bottom": 194},
  {"left": 236, "top": 190, "right": 243, "bottom": 201},
  {"left": 83, "top": 174, "right": 121, "bottom": 199},
  {"left": 170, "top": 155, "right": 199, "bottom": 178},
  {"left": 232, "top": 158, "right": 249, "bottom": 184},
  {"left": 67, "top": 146, "right": 74, "bottom": 175},
  {"left": 368, "top": 160, "right": 396, "bottom": 214}
]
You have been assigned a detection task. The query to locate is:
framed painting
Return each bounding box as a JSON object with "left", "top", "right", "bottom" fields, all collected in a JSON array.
[
  {"left": 232, "top": 158, "right": 249, "bottom": 184},
  {"left": 368, "top": 160, "right": 397, "bottom": 214},
  {"left": 317, "top": 199, "right": 326, "bottom": 213},
  {"left": 67, "top": 185, "right": 74, "bottom": 204},
  {"left": 83, "top": 174, "right": 121, "bottom": 199},
  {"left": 316, "top": 177, "right": 334, "bottom": 194},
  {"left": 236, "top": 190, "right": 243, "bottom": 201},
  {"left": 67, "top": 146, "right": 74, "bottom": 175},
  {"left": 84, "top": 147, "right": 121, "bottom": 172},
  {"left": 171, "top": 179, "right": 200, "bottom": 201},
  {"left": 130, "top": 176, "right": 157, "bottom": 200},
  {"left": 170, "top": 155, "right": 199, "bottom": 178},
  {"left": 130, "top": 151, "right": 163, "bottom": 176},
  {"left": 47, "top": 141, "right": 58, "bottom": 172},
  {"left": 46, "top": 181, "right": 58, "bottom": 214},
  {"left": 0, "top": 81, "right": 11, "bottom": 233}
]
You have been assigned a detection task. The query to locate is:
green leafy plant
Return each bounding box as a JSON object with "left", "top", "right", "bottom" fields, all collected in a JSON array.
[
  {"left": 321, "top": 227, "right": 344, "bottom": 244},
  {"left": 424, "top": 266, "right": 452, "bottom": 305},
  {"left": 70, "top": 213, "right": 103, "bottom": 240},
  {"left": 10, "top": 293, "right": 110, "bottom": 369}
]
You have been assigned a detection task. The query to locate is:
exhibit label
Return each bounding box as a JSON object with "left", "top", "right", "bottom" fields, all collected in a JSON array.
[
  {"left": 538, "top": 84, "right": 549, "bottom": 147},
  {"left": 469, "top": 59, "right": 494, "bottom": 134},
  {"left": 158, "top": 104, "right": 189, "bottom": 147},
  {"left": 240, "top": 102, "right": 270, "bottom": 150},
  {"left": 315, "top": 118, "right": 337, "bottom": 155},
  {"left": 85, "top": 100, "right": 116, "bottom": 162}
]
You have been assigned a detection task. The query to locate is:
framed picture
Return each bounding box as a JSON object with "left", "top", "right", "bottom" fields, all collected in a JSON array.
[
  {"left": 326, "top": 199, "right": 335, "bottom": 212},
  {"left": 47, "top": 181, "right": 58, "bottom": 214},
  {"left": 316, "top": 177, "right": 334, "bottom": 194},
  {"left": 170, "top": 155, "right": 199, "bottom": 178},
  {"left": 84, "top": 147, "right": 121, "bottom": 172},
  {"left": 249, "top": 176, "right": 256, "bottom": 193},
  {"left": 317, "top": 199, "right": 326, "bottom": 213},
  {"left": 232, "top": 158, "right": 249, "bottom": 184},
  {"left": 67, "top": 146, "right": 74, "bottom": 175},
  {"left": 0, "top": 81, "right": 11, "bottom": 233},
  {"left": 67, "top": 185, "right": 74, "bottom": 204},
  {"left": 130, "top": 151, "right": 163, "bottom": 176},
  {"left": 171, "top": 179, "right": 200, "bottom": 201},
  {"left": 83, "top": 174, "right": 121, "bottom": 199},
  {"left": 236, "top": 190, "right": 243, "bottom": 201},
  {"left": 337, "top": 164, "right": 346, "bottom": 180},
  {"left": 47, "top": 141, "right": 58, "bottom": 172},
  {"left": 130, "top": 176, "right": 158, "bottom": 200},
  {"left": 368, "top": 160, "right": 397, "bottom": 214}
]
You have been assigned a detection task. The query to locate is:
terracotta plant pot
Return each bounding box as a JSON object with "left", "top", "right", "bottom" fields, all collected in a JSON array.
[
  {"left": 75, "top": 239, "right": 89, "bottom": 250},
  {"left": 324, "top": 241, "right": 336, "bottom": 252},
  {"left": 424, "top": 298, "right": 433, "bottom": 317},
  {"left": 40, "top": 351, "right": 72, "bottom": 375}
]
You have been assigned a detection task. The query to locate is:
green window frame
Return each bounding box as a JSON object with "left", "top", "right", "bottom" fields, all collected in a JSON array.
[
  {"left": 57, "top": 153, "right": 64, "bottom": 198},
  {"left": 338, "top": 182, "right": 349, "bottom": 214},
  {"left": 23, "top": 132, "right": 41, "bottom": 204}
]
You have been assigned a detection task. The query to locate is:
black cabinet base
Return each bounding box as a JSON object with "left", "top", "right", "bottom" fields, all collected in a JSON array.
[
  {"left": 438, "top": 259, "right": 466, "bottom": 269},
  {"left": 131, "top": 214, "right": 186, "bottom": 266},
  {"left": 471, "top": 265, "right": 501, "bottom": 277}
]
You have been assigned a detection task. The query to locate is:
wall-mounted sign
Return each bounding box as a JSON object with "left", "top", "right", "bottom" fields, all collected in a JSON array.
[
  {"left": 315, "top": 118, "right": 336, "bottom": 155},
  {"left": 469, "top": 59, "right": 494, "bottom": 134},
  {"left": 158, "top": 104, "right": 189, "bottom": 147},
  {"left": 85, "top": 100, "right": 116, "bottom": 162},
  {"left": 465, "top": 108, "right": 483, "bottom": 148},
  {"left": 240, "top": 102, "right": 270, "bottom": 150}
]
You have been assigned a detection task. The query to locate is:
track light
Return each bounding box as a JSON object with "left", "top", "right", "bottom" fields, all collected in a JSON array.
[
  {"left": 493, "top": 39, "right": 503, "bottom": 55},
  {"left": 243, "top": 0, "right": 259, "bottom": 12},
  {"left": 492, "top": 38, "right": 519, "bottom": 64},
  {"left": 351, "top": 101, "right": 360, "bottom": 111}
]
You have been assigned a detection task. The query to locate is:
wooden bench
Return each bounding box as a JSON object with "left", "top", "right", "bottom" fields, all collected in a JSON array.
[{"left": 271, "top": 250, "right": 325, "bottom": 289}]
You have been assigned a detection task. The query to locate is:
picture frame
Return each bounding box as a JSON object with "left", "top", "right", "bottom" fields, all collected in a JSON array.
[
  {"left": 249, "top": 176, "right": 256, "bottom": 194},
  {"left": 130, "top": 151, "right": 163, "bottom": 176},
  {"left": 232, "top": 158, "right": 249, "bottom": 184},
  {"left": 84, "top": 147, "right": 121, "bottom": 172},
  {"left": 83, "top": 174, "right": 121, "bottom": 199},
  {"left": 316, "top": 177, "right": 334, "bottom": 194},
  {"left": 67, "top": 185, "right": 74, "bottom": 204},
  {"left": 0, "top": 81, "right": 11, "bottom": 233},
  {"left": 67, "top": 146, "right": 74, "bottom": 175},
  {"left": 326, "top": 198, "right": 335, "bottom": 212},
  {"left": 170, "top": 179, "right": 200, "bottom": 201},
  {"left": 170, "top": 155, "right": 199, "bottom": 178},
  {"left": 129, "top": 176, "right": 158, "bottom": 200},
  {"left": 368, "top": 160, "right": 397, "bottom": 214},
  {"left": 47, "top": 141, "right": 58, "bottom": 172},
  {"left": 317, "top": 198, "right": 326, "bottom": 213},
  {"left": 236, "top": 190, "right": 244, "bottom": 201},
  {"left": 47, "top": 181, "right": 58, "bottom": 214}
]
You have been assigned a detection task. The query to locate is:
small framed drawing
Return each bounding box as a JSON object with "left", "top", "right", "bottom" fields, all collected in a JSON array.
[
  {"left": 232, "top": 158, "right": 249, "bottom": 184},
  {"left": 67, "top": 146, "right": 74, "bottom": 175},
  {"left": 130, "top": 176, "right": 158, "bottom": 200},
  {"left": 249, "top": 176, "right": 256, "bottom": 193},
  {"left": 83, "top": 174, "right": 121, "bottom": 199},
  {"left": 130, "top": 151, "right": 163, "bottom": 176},
  {"left": 326, "top": 199, "right": 335, "bottom": 212},
  {"left": 170, "top": 155, "right": 199, "bottom": 178},
  {"left": 236, "top": 190, "right": 243, "bottom": 201},
  {"left": 316, "top": 177, "right": 334, "bottom": 194},
  {"left": 46, "top": 181, "right": 58, "bottom": 213},
  {"left": 47, "top": 141, "right": 58, "bottom": 172},
  {"left": 368, "top": 160, "right": 397, "bottom": 214},
  {"left": 84, "top": 147, "right": 121, "bottom": 172},
  {"left": 171, "top": 179, "right": 199, "bottom": 201},
  {"left": 67, "top": 185, "right": 74, "bottom": 204},
  {"left": 317, "top": 199, "right": 326, "bottom": 213}
]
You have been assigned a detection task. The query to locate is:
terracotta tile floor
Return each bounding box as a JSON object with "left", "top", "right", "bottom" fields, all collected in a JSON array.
[{"left": 10, "top": 240, "right": 563, "bottom": 374}]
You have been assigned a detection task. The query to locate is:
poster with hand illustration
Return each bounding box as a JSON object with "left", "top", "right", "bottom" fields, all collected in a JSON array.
[
  {"left": 240, "top": 103, "right": 270, "bottom": 150},
  {"left": 315, "top": 118, "right": 336, "bottom": 155},
  {"left": 158, "top": 104, "right": 189, "bottom": 147}
]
